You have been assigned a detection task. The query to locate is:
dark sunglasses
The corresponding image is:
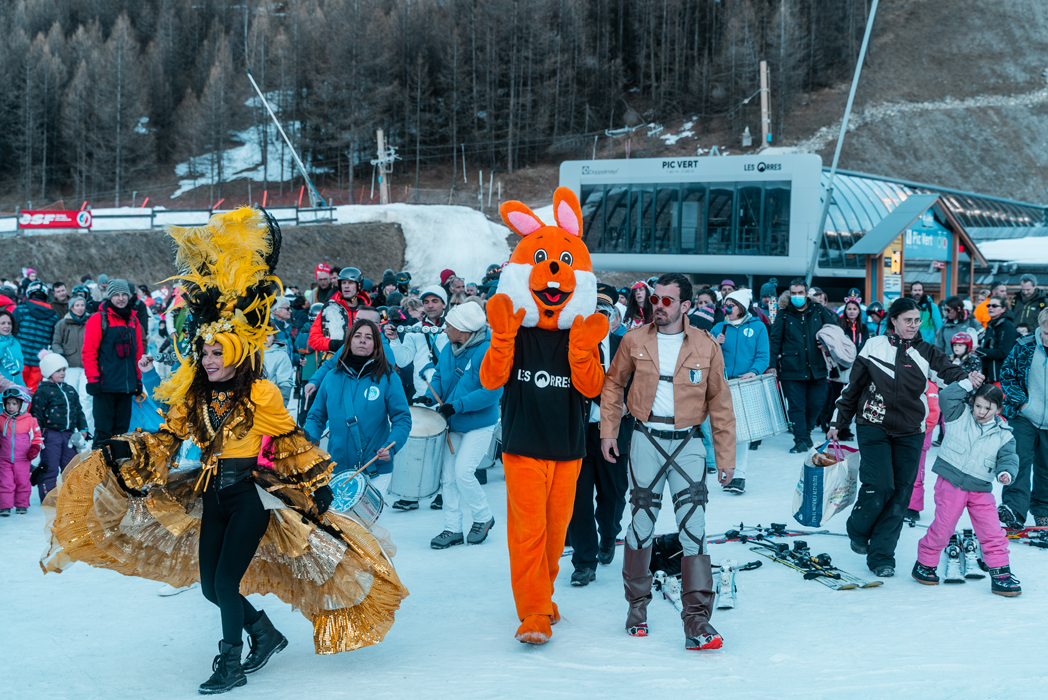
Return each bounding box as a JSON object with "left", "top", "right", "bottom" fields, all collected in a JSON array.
[
  {"left": 649, "top": 294, "right": 678, "bottom": 307},
  {"left": 987, "top": 304, "right": 1003, "bottom": 309}
]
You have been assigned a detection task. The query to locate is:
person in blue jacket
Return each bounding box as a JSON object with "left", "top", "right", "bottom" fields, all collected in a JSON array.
[
  {"left": 710, "top": 289, "right": 769, "bottom": 495},
  {"left": 305, "top": 319, "right": 412, "bottom": 500},
  {"left": 425, "top": 301, "right": 502, "bottom": 550}
]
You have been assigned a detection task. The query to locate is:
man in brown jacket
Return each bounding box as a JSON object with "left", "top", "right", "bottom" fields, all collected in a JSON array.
[{"left": 600, "top": 272, "right": 737, "bottom": 651}]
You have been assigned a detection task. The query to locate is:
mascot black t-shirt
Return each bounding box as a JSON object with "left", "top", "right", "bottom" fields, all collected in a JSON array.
[{"left": 501, "top": 327, "right": 586, "bottom": 461}]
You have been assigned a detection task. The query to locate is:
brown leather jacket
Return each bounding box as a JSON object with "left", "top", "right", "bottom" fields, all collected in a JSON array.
[{"left": 600, "top": 323, "right": 736, "bottom": 464}]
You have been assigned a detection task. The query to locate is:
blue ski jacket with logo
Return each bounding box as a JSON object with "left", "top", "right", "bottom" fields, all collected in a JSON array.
[
  {"left": 305, "top": 359, "right": 411, "bottom": 476},
  {"left": 711, "top": 315, "right": 770, "bottom": 379},
  {"left": 429, "top": 336, "right": 502, "bottom": 433}
]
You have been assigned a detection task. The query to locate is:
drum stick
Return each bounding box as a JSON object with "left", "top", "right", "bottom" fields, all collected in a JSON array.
[
  {"left": 422, "top": 378, "right": 456, "bottom": 455},
  {"left": 347, "top": 442, "right": 397, "bottom": 481}
]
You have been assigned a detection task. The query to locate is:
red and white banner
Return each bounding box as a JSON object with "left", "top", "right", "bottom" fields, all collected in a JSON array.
[{"left": 18, "top": 210, "right": 93, "bottom": 229}]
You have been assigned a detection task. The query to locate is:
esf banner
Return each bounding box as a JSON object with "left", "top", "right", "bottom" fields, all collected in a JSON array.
[{"left": 18, "top": 210, "right": 93, "bottom": 229}]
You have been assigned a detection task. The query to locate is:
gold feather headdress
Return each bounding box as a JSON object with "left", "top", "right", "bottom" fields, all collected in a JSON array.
[{"left": 154, "top": 207, "right": 283, "bottom": 405}]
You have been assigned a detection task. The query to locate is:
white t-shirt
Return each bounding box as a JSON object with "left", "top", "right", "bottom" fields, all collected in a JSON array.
[
  {"left": 645, "top": 330, "right": 684, "bottom": 428},
  {"left": 589, "top": 335, "right": 611, "bottom": 423}
]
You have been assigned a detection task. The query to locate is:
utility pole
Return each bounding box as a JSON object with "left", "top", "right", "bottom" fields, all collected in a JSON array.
[
  {"left": 371, "top": 130, "right": 399, "bottom": 205},
  {"left": 806, "top": 0, "right": 880, "bottom": 285},
  {"left": 760, "top": 60, "right": 771, "bottom": 146},
  {"left": 246, "top": 69, "right": 326, "bottom": 208}
]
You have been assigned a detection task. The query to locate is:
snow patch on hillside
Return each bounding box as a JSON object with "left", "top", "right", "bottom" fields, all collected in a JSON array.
[
  {"left": 335, "top": 204, "right": 511, "bottom": 285},
  {"left": 171, "top": 124, "right": 299, "bottom": 198}
]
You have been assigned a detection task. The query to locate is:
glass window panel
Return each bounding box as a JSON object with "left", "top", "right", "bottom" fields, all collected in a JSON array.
[
  {"left": 603, "top": 186, "right": 630, "bottom": 253},
  {"left": 653, "top": 186, "right": 679, "bottom": 254},
  {"left": 630, "top": 186, "right": 655, "bottom": 253},
  {"left": 680, "top": 184, "right": 706, "bottom": 254},
  {"left": 763, "top": 182, "right": 790, "bottom": 256},
  {"left": 708, "top": 184, "right": 734, "bottom": 255},
  {"left": 579, "top": 185, "right": 604, "bottom": 251},
  {"left": 737, "top": 185, "right": 762, "bottom": 255}
]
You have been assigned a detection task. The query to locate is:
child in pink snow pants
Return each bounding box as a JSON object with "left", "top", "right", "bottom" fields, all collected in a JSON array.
[
  {"left": 0, "top": 386, "right": 43, "bottom": 516},
  {"left": 913, "top": 381, "right": 1021, "bottom": 595},
  {"left": 907, "top": 380, "right": 940, "bottom": 519}
]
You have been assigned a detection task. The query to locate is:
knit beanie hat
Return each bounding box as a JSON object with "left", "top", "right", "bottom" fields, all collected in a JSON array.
[
  {"left": 97, "top": 273, "right": 109, "bottom": 285},
  {"left": 759, "top": 277, "right": 778, "bottom": 300},
  {"left": 315, "top": 263, "right": 331, "bottom": 279},
  {"left": 725, "top": 289, "right": 753, "bottom": 313},
  {"left": 420, "top": 285, "right": 448, "bottom": 305},
  {"left": 445, "top": 301, "right": 488, "bottom": 333},
  {"left": 382, "top": 270, "right": 398, "bottom": 288},
  {"left": 693, "top": 305, "right": 715, "bottom": 328},
  {"left": 384, "top": 292, "right": 404, "bottom": 308},
  {"left": 440, "top": 269, "right": 456, "bottom": 286},
  {"left": 39, "top": 352, "right": 68, "bottom": 381},
  {"left": 106, "top": 279, "right": 132, "bottom": 299}
]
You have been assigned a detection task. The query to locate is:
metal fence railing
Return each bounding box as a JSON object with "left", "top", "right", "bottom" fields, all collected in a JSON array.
[{"left": 0, "top": 206, "right": 336, "bottom": 236}]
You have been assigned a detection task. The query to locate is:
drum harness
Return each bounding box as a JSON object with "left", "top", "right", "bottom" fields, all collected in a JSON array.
[{"left": 628, "top": 372, "right": 709, "bottom": 554}]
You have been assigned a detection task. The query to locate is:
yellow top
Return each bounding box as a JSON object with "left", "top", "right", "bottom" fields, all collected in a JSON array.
[
  {"left": 164, "top": 379, "right": 294, "bottom": 458},
  {"left": 116, "top": 379, "right": 332, "bottom": 502}
]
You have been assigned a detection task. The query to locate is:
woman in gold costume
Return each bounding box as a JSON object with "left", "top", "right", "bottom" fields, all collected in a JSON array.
[{"left": 40, "top": 208, "right": 408, "bottom": 695}]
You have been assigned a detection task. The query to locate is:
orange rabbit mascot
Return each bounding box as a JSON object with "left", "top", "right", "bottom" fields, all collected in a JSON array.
[{"left": 481, "top": 187, "right": 608, "bottom": 645}]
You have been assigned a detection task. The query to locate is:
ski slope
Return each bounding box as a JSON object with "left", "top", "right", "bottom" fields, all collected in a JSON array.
[
  {"left": 334, "top": 203, "right": 511, "bottom": 285},
  {"left": 4, "top": 431, "right": 1045, "bottom": 699}
]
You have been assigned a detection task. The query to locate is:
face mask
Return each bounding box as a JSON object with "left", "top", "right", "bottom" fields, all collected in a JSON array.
[
  {"left": 791, "top": 295, "right": 806, "bottom": 308},
  {"left": 722, "top": 306, "right": 733, "bottom": 316}
]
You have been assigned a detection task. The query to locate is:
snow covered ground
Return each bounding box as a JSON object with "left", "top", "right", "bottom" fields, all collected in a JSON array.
[
  {"left": 334, "top": 204, "right": 511, "bottom": 285},
  {"left": 5, "top": 431, "right": 1046, "bottom": 699}
]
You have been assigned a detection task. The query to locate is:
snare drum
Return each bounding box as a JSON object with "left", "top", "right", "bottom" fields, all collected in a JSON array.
[
  {"left": 329, "top": 471, "right": 384, "bottom": 525},
  {"left": 388, "top": 406, "right": 446, "bottom": 500},
  {"left": 728, "top": 374, "right": 788, "bottom": 443}
]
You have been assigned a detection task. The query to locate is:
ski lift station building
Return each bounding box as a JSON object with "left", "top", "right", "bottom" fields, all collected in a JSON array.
[{"left": 559, "top": 154, "right": 1048, "bottom": 301}]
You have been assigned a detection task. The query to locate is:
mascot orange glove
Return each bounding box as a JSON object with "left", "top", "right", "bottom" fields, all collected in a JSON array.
[{"left": 481, "top": 187, "right": 605, "bottom": 646}]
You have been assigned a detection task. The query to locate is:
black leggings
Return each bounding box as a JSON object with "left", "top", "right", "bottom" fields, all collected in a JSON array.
[{"left": 199, "top": 481, "right": 270, "bottom": 644}]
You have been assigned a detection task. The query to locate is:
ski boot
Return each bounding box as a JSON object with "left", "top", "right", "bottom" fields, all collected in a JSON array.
[
  {"left": 623, "top": 545, "right": 653, "bottom": 637},
  {"left": 198, "top": 641, "right": 246, "bottom": 694},
  {"left": 911, "top": 561, "right": 940, "bottom": 585},
  {"left": 989, "top": 566, "right": 1022, "bottom": 597},
  {"left": 681, "top": 554, "right": 722, "bottom": 650},
  {"left": 242, "top": 610, "right": 287, "bottom": 674}
]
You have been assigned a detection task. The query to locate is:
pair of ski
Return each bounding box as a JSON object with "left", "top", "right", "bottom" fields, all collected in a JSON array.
[
  {"left": 653, "top": 559, "right": 762, "bottom": 613},
  {"left": 707, "top": 522, "right": 848, "bottom": 544},
  {"left": 744, "top": 536, "right": 882, "bottom": 590},
  {"left": 942, "top": 529, "right": 987, "bottom": 582}
]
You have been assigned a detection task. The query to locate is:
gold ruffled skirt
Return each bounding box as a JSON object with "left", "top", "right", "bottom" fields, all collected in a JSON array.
[{"left": 40, "top": 451, "right": 409, "bottom": 654}]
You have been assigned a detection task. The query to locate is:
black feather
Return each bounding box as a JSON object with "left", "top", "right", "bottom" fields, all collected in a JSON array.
[{"left": 259, "top": 207, "right": 282, "bottom": 273}]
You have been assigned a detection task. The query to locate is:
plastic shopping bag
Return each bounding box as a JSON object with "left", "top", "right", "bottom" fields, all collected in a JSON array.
[{"left": 792, "top": 440, "right": 860, "bottom": 527}]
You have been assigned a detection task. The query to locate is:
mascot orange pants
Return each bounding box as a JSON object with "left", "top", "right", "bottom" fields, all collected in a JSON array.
[{"left": 481, "top": 187, "right": 607, "bottom": 644}]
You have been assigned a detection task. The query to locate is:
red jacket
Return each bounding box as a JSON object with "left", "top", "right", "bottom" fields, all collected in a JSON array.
[
  {"left": 82, "top": 303, "right": 144, "bottom": 393},
  {"left": 308, "top": 290, "right": 372, "bottom": 353}
]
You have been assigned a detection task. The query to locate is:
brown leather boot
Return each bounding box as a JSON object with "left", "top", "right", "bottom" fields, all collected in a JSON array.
[
  {"left": 680, "top": 554, "right": 722, "bottom": 650},
  {"left": 622, "top": 545, "right": 653, "bottom": 636}
]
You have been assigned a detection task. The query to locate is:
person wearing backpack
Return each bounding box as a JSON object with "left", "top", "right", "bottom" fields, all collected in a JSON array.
[{"left": 81, "top": 280, "right": 144, "bottom": 442}]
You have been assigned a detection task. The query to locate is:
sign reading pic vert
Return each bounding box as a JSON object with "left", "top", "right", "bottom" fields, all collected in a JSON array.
[
  {"left": 903, "top": 223, "right": 951, "bottom": 262},
  {"left": 18, "top": 210, "right": 93, "bottom": 229}
]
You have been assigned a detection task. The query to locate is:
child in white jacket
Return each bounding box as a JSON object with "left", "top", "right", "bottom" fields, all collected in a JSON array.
[{"left": 912, "top": 381, "right": 1021, "bottom": 595}]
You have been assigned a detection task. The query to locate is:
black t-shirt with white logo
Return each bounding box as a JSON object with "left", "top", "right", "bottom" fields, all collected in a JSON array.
[{"left": 501, "top": 326, "right": 586, "bottom": 461}]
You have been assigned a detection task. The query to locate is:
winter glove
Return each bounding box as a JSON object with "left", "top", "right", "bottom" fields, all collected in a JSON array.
[
  {"left": 438, "top": 403, "right": 456, "bottom": 419},
  {"left": 412, "top": 396, "right": 435, "bottom": 407},
  {"left": 86, "top": 382, "right": 101, "bottom": 396},
  {"left": 29, "top": 464, "right": 46, "bottom": 487},
  {"left": 313, "top": 485, "right": 334, "bottom": 515},
  {"left": 328, "top": 339, "right": 344, "bottom": 353}
]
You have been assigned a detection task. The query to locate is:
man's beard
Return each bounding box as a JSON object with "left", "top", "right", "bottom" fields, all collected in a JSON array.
[{"left": 654, "top": 309, "right": 681, "bottom": 327}]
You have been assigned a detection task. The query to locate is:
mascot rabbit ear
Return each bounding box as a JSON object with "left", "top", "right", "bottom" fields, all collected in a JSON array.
[
  {"left": 500, "top": 201, "right": 546, "bottom": 237},
  {"left": 552, "top": 187, "right": 583, "bottom": 237}
]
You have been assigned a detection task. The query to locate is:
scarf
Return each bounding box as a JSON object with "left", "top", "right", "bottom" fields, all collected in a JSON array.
[
  {"left": 451, "top": 329, "right": 488, "bottom": 357},
  {"left": 727, "top": 314, "right": 748, "bottom": 327},
  {"left": 339, "top": 353, "right": 372, "bottom": 376}
]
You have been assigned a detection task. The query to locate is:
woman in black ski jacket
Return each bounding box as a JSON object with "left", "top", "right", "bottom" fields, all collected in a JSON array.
[
  {"left": 828, "top": 298, "right": 982, "bottom": 578},
  {"left": 979, "top": 296, "right": 1018, "bottom": 383}
]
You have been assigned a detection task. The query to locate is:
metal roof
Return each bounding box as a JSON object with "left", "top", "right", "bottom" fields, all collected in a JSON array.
[
  {"left": 819, "top": 170, "right": 1047, "bottom": 270},
  {"left": 845, "top": 194, "right": 940, "bottom": 256}
]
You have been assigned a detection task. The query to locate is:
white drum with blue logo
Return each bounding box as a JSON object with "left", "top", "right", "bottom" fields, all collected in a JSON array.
[{"left": 329, "top": 471, "right": 384, "bottom": 525}]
